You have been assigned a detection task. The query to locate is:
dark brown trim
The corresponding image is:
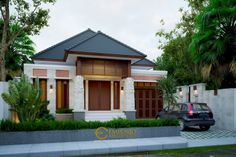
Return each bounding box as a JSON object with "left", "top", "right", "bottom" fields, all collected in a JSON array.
[
  {"left": 33, "top": 51, "right": 145, "bottom": 62},
  {"left": 113, "top": 81, "right": 120, "bottom": 110},
  {"left": 132, "top": 64, "right": 155, "bottom": 67},
  {"left": 32, "top": 58, "right": 64, "bottom": 62},
  {"left": 76, "top": 57, "right": 82, "bottom": 75},
  {"left": 64, "top": 50, "right": 145, "bottom": 60},
  {"left": 127, "top": 61, "right": 131, "bottom": 77}
]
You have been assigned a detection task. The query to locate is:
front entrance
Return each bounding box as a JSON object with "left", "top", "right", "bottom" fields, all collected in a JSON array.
[
  {"left": 135, "top": 82, "right": 163, "bottom": 119},
  {"left": 89, "top": 81, "right": 111, "bottom": 110}
]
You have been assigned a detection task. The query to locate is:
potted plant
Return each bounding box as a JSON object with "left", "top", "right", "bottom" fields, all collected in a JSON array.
[{"left": 55, "top": 108, "right": 73, "bottom": 121}]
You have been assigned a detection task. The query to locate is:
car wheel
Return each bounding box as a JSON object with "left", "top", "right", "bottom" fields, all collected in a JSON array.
[
  {"left": 199, "top": 125, "right": 210, "bottom": 131},
  {"left": 179, "top": 120, "right": 186, "bottom": 131}
]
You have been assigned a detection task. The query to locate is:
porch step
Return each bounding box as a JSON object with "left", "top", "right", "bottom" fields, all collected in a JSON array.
[{"left": 85, "top": 111, "right": 126, "bottom": 121}]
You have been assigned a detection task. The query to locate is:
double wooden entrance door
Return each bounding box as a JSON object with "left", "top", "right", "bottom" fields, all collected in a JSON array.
[{"left": 89, "top": 81, "right": 111, "bottom": 110}]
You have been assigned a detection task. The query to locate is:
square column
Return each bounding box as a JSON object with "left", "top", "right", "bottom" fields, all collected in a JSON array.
[
  {"left": 73, "top": 75, "right": 85, "bottom": 120},
  {"left": 47, "top": 78, "right": 56, "bottom": 114},
  {"left": 122, "top": 77, "right": 136, "bottom": 120}
]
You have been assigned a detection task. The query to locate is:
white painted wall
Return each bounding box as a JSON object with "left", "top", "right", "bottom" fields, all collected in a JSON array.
[
  {"left": 24, "top": 64, "right": 76, "bottom": 115},
  {"left": 177, "top": 83, "right": 236, "bottom": 131},
  {"left": 0, "top": 82, "right": 10, "bottom": 120}
]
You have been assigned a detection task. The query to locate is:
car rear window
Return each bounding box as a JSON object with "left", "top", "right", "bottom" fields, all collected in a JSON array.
[{"left": 191, "top": 103, "right": 210, "bottom": 111}]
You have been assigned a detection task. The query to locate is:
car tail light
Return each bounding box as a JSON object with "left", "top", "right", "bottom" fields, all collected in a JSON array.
[{"left": 188, "top": 104, "right": 193, "bottom": 116}]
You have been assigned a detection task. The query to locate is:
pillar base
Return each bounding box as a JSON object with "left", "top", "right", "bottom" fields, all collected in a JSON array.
[
  {"left": 73, "top": 112, "right": 85, "bottom": 120},
  {"left": 124, "top": 111, "right": 136, "bottom": 120}
]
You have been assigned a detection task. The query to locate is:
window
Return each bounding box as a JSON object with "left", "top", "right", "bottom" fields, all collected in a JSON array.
[
  {"left": 113, "top": 81, "right": 120, "bottom": 109},
  {"left": 181, "top": 104, "right": 188, "bottom": 111},
  {"left": 56, "top": 80, "right": 69, "bottom": 109},
  {"left": 33, "top": 78, "right": 47, "bottom": 101},
  {"left": 173, "top": 104, "right": 181, "bottom": 111}
]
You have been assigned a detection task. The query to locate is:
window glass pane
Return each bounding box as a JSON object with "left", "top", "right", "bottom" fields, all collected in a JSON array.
[{"left": 56, "top": 80, "right": 69, "bottom": 109}]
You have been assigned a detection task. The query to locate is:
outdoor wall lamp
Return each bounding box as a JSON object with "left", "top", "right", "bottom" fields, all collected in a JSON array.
[
  {"left": 121, "top": 86, "right": 124, "bottom": 91},
  {"left": 193, "top": 86, "right": 198, "bottom": 97},
  {"left": 179, "top": 88, "right": 183, "bottom": 97},
  {"left": 49, "top": 85, "right": 53, "bottom": 94}
]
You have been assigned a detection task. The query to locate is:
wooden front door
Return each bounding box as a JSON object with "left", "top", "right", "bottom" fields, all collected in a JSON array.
[
  {"left": 135, "top": 82, "right": 163, "bottom": 119},
  {"left": 89, "top": 81, "right": 111, "bottom": 110}
]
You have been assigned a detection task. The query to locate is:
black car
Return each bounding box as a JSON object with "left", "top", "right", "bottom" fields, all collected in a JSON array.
[{"left": 156, "top": 102, "right": 215, "bottom": 131}]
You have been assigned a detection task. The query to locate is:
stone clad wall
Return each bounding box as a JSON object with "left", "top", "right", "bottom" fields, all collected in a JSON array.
[
  {"left": 122, "top": 77, "right": 136, "bottom": 120},
  {"left": 176, "top": 83, "right": 236, "bottom": 131}
]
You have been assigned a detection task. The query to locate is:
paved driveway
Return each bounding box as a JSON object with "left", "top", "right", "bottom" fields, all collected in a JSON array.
[{"left": 181, "top": 127, "right": 236, "bottom": 140}]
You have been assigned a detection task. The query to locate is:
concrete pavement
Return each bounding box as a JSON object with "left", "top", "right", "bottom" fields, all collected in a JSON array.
[{"left": 0, "top": 136, "right": 187, "bottom": 157}]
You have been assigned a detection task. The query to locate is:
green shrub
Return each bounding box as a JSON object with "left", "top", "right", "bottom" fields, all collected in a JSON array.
[
  {"left": 0, "top": 118, "right": 179, "bottom": 132},
  {"left": 1, "top": 74, "right": 49, "bottom": 122},
  {"left": 56, "top": 108, "right": 73, "bottom": 114}
]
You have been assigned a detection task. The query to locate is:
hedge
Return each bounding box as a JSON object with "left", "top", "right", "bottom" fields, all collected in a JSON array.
[{"left": 0, "top": 118, "right": 179, "bottom": 132}]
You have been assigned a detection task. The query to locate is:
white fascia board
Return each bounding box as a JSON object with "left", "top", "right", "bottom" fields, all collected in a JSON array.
[
  {"left": 33, "top": 61, "right": 73, "bottom": 65},
  {"left": 134, "top": 80, "right": 157, "bottom": 82},
  {"left": 24, "top": 63, "right": 75, "bottom": 69},
  {"left": 131, "top": 69, "right": 167, "bottom": 77}
]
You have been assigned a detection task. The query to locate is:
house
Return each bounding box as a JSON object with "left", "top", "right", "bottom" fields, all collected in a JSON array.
[{"left": 24, "top": 29, "right": 167, "bottom": 121}]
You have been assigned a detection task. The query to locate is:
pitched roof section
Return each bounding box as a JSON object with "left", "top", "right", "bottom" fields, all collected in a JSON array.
[
  {"left": 132, "top": 58, "right": 155, "bottom": 67},
  {"left": 33, "top": 29, "right": 96, "bottom": 60},
  {"left": 67, "top": 31, "right": 146, "bottom": 57}
]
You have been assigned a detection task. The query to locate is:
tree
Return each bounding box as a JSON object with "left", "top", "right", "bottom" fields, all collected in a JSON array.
[
  {"left": 157, "top": 77, "right": 177, "bottom": 109},
  {"left": 0, "top": 0, "right": 56, "bottom": 81},
  {"left": 0, "top": 20, "right": 35, "bottom": 79},
  {"left": 190, "top": 0, "right": 236, "bottom": 89},
  {"left": 1, "top": 74, "right": 48, "bottom": 122},
  {"left": 155, "top": 0, "right": 207, "bottom": 86}
]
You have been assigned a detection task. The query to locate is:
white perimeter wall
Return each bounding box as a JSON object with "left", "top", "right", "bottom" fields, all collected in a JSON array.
[
  {"left": 0, "top": 82, "right": 10, "bottom": 120},
  {"left": 177, "top": 83, "right": 236, "bottom": 131}
]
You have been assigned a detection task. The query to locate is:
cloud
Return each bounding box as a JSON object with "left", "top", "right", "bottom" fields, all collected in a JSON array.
[{"left": 31, "top": 0, "right": 187, "bottom": 60}]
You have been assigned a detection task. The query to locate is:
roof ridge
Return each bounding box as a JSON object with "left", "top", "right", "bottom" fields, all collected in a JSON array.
[
  {"left": 66, "top": 31, "right": 98, "bottom": 51},
  {"left": 33, "top": 28, "right": 96, "bottom": 58},
  {"left": 98, "top": 31, "right": 146, "bottom": 57},
  {"left": 132, "top": 58, "right": 155, "bottom": 65},
  {"left": 67, "top": 31, "right": 146, "bottom": 57}
]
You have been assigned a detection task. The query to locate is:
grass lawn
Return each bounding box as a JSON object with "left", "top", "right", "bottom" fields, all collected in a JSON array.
[
  {"left": 151, "top": 144, "right": 236, "bottom": 156},
  {"left": 101, "top": 145, "right": 236, "bottom": 157}
]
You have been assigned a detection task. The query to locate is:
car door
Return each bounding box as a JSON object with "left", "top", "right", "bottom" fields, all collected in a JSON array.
[{"left": 170, "top": 104, "right": 181, "bottom": 118}]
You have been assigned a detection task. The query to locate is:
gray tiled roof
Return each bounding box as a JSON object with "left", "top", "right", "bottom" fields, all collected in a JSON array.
[
  {"left": 33, "top": 29, "right": 96, "bottom": 60},
  {"left": 132, "top": 58, "right": 155, "bottom": 66},
  {"left": 68, "top": 31, "right": 146, "bottom": 57},
  {"left": 33, "top": 29, "right": 146, "bottom": 60}
]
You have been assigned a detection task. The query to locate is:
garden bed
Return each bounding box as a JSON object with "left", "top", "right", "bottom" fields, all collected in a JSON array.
[{"left": 0, "top": 118, "right": 180, "bottom": 145}]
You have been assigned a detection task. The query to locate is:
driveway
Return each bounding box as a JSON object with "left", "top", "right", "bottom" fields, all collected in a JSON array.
[{"left": 180, "top": 127, "right": 236, "bottom": 140}]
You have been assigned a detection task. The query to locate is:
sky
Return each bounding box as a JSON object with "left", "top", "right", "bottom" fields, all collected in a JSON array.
[{"left": 31, "top": 0, "right": 188, "bottom": 61}]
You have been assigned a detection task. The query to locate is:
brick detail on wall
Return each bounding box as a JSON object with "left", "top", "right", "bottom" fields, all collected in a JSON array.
[
  {"left": 132, "top": 75, "right": 161, "bottom": 81},
  {"left": 56, "top": 70, "right": 69, "bottom": 77},
  {"left": 33, "top": 69, "right": 47, "bottom": 77}
]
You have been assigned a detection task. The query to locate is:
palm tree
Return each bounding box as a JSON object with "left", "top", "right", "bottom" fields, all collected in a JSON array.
[
  {"left": 0, "top": 20, "right": 35, "bottom": 80},
  {"left": 190, "top": 0, "right": 236, "bottom": 89},
  {"left": 157, "top": 76, "right": 177, "bottom": 109}
]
